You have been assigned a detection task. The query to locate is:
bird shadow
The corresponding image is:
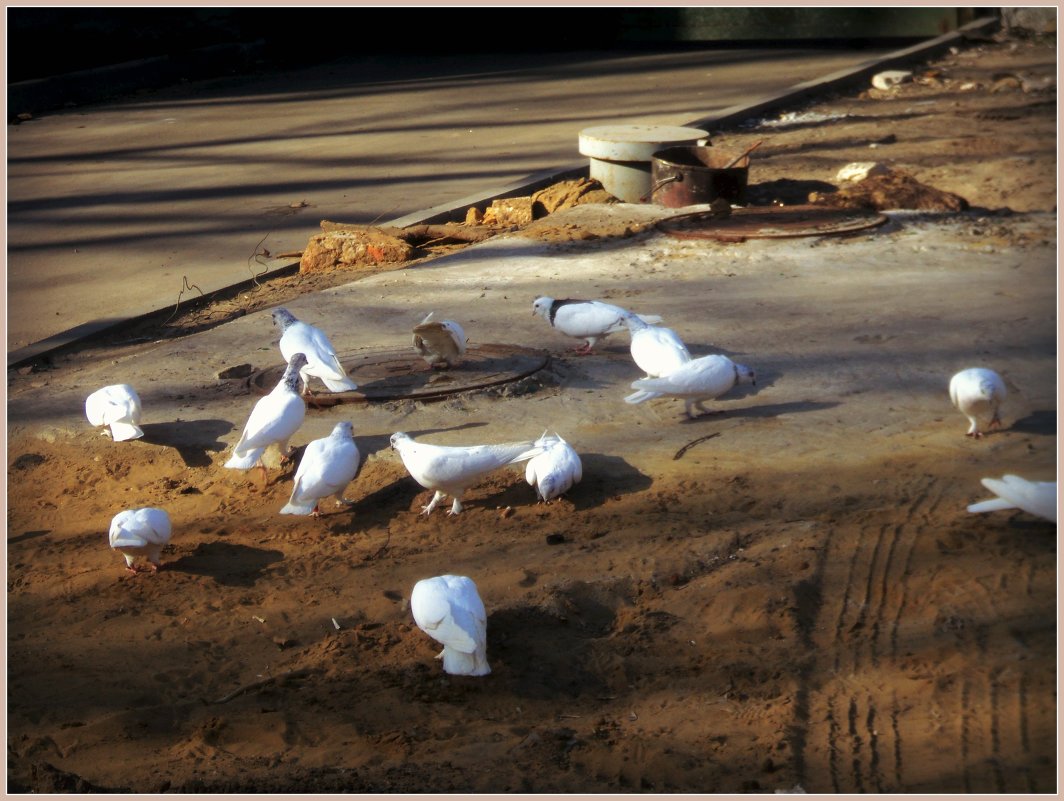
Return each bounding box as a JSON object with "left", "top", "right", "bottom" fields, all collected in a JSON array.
[
  {"left": 1010, "top": 409, "right": 1056, "bottom": 436},
  {"left": 568, "top": 453, "right": 653, "bottom": 511},
  {"left": 140, "top": 419, "right": 233, "bottom": 468},
  {"left": 165, "top": 541, "right": 284, "bottom": 587},
  {"left": 333, "top": 475, "right": 424, "bottom": 529},
  {"left": 9, "top": 529, "right": 50, "bottom": 545},
  {"left": 679, "top": 399, "right": 839, "bottom": 424}
]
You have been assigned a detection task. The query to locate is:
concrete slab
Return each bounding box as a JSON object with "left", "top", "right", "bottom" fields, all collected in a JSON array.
[{"left": 5, "top": 17, "right": 999, "bottom": 363}]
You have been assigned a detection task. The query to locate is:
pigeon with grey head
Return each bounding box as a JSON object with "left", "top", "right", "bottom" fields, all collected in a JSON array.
[
  {"left": 225, "top": 353, "right": 307, "bottom": 486},
  {"left": 272, "top": 307, "right": 358, "bottom": 394}
]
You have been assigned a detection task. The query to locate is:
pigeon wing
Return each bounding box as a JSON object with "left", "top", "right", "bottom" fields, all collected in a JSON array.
[
  {"left": 979, "top": 475, "right": 1057, "bottom": 522},
  {"left": 233, "top": 392, "right": 305, "bottom": 456},
  {"left": 632, "top": 354, "right": 736, "bottom": 398},
  {"left": 413, "top": 320, "right": 463, "bottom": 364}
]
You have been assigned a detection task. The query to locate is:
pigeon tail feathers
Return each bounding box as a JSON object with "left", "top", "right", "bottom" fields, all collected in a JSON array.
[
  {"left": 625, "top": 389, "right": 662, "bottom": 405},
  {"left": 280, "top": 500, "right": 317, "bottom": 515},
  {"left": 966, "top": 498, "right": 1016, "bottom": 514},
  {"left": 319, "top": 375, "right": 359, "bottom": 392},
  {"left": 109, "top": 421, "right": 145, "bottom": 441},
  {"left": 225, "top": 447, "right": 265, "bottom": 470},
  {"left": 442, "top": 646, "right": 491, "bottom": 676}
]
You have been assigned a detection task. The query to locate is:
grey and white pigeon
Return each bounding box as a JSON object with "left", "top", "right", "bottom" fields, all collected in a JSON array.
[
  {"left": 390, "top": 431, "right": 543, "bottom": 515},
  {"left": 109, "top": 507, "right": 172, "bottom": 574},
  {"left": 410, "top": 574, "right": 490, "bottom": 676},
  {"left": 623, "top": 312, "right": 692, "bottom": 378},
  {"left": 525, "top": 431, "right": 582, "bottom": 502},
  {"left": 271, "top": 307, "right": 358, "bottom": 394},
  {"left": 280, "top": 421, "right": 362, "bottom": 517},
  {"left": 625, "top": 353, "right": 756, "bottom": 418},
  {"left": 225, "top": 353, "right": 307, "bottom": 485},
  {"left": 532, "top": 296, "right": 663, "bottom": 354},
  {"left": 967, "top": 475, "right": 1057, "bottom": 523},
  {"left": 413, "top": 312, "right": 467, "bottom": 369},
  {"left": 85, "top": 384, "right": 144, "bottom": 442},
  {"left": 949, "top": 367, "right": 1006, "bottom": 438}
]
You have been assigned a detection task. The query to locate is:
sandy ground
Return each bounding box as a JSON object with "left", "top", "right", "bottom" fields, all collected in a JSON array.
[{"left": 7, "top": 34, "right": 1057, "bottom": 793}]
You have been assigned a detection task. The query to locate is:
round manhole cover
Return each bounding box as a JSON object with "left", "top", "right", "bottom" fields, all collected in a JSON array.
[
  {"left": 656, "top": 204, "right": 889, "bottom": 242},
  {"left": 248, "top": 343, "right": 550, "bottom": 406}
]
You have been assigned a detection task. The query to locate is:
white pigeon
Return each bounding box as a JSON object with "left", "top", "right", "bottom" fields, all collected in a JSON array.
[
  {"left": 532, "top": 296, "right": 663, "bottom": 354},
  {"left": 412, "top": 311, "right": 467, "bottom": 369},
  {"left": 410, "top": 575, "right": 491, "bottom": 676},
  {"left": 271, "top": 307, "right": 358, "bottom": 394},
  {"left": 85, "top": 384, "right": 144, "bottom": 441},
  {"left": 967, "top": 475, "right": 1057, "bottom": 523},
  {"left": 525, "top": 431, "right": 583, "bottom": 502},
  {"left": 225, "top": 353, "right": 307, "bottom": 485},
  {"left": 625, "top": 353, "right": 756, "bottom": 418},
  {"left": 109, "top": 507, "right": 172, "bottom": 574},
  {"left": 390, "top": 431, "right": 543, "bottom": 515},
  {"left": 280, "top": 421, "right": 362, "bottom": 517},
  {"left": 949, "top": 367, "right": 1006, "bottom": 438},
  {"left": 622, "top": 312, "right": 692, "bottom": 378}
]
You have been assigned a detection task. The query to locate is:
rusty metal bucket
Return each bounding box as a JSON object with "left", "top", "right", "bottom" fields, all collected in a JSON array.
[{"left": 649, "top": 146, "right": 750, "bottom": 208}]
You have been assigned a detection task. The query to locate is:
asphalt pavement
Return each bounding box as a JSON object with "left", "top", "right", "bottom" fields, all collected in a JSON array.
[{"left": 6, "top": 21, "right": 994, "bottom": 363}]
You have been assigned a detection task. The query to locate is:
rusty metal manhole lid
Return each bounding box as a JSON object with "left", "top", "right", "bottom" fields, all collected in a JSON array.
[
  {"left": 655, "top": 204, "right": 889, "bottom": 242},
  {"left": 248, "top": 343, "right": 549, "bottom": 406}
]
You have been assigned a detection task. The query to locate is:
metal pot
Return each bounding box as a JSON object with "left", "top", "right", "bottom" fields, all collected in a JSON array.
[{"left": 649, "top": 146, "right": 750, "bottom": 208}]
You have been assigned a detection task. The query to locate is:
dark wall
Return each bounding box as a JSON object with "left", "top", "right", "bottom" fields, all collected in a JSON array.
[{"left": 7, "top": 7, "right": 980, "bottom": 84}]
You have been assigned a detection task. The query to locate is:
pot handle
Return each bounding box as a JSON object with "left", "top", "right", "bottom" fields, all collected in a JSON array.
[{"left": 641, "top": 174, "right": 680, "bottom": 202}]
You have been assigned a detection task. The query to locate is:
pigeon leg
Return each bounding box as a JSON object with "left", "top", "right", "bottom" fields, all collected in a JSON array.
[
  {"left": 989, "top": 413, "right": 1003, "bottom": 430},
  {"left": 147, "top": 562, "right": 160, "bottom": 574},
  {"left": 125, "top": 564, "right": 141, "bottom": 575},
  {"left": 311, "top": 504, "right": 321, "bottom": 519},
  {"left": 568, "top": 341, "right": 595, "bottom": 356},
  {"left": 689, "top": 400, "right": 722, "bottom": 418},
  {"left": 421, "top": 491, "right": 446, "bottom": 516},
  {"left": 447, "top": 496, "right": 464, "bottom": 516}
]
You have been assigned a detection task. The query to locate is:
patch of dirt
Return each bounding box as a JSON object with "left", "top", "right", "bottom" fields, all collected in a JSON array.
[{"left": 7, "top": 31, "right": 1057, "bottom": 794}]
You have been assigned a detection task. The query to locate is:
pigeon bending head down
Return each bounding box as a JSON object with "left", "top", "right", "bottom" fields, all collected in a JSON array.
[
  {"left": 280, "top": 420, "right": 363, "bottom": 517},
  {"left": 390, "top": 431, "right": 544, "bottom": 515},
  {"left": 271, "top": 307, "right": 358, "bottom": 394},
  {"left": 625, "top": 353, "right": 755, "bottom": 418},
  {"left": 622, "top": 312, "right": 692, "bottom": 378},
  {"left": 532, "top": 296, "right": 663, "bottom": 354},
  {"left": 525, "top": 431, "right": 583, "bottom": 502},
  {"left": 949, "top": 367, "right": 1006, "bottom": 438},
  {"left": 224, "top": 352, "right": 307, "bottom": 484},
  {"left": 412, "top": 312, "right": 467, "bottom": 369},
  {"left": 85, "top": 384, "right": 144, "bottom": 442},
  {"left": 967, "top": 474, "right": 1057, "bottom": 523},
  {"left": 410, "top": 575, "right": 490, "bottom": 676},
  {"left": 109, "top": 507, "right": 172, "bottom": 574}
]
